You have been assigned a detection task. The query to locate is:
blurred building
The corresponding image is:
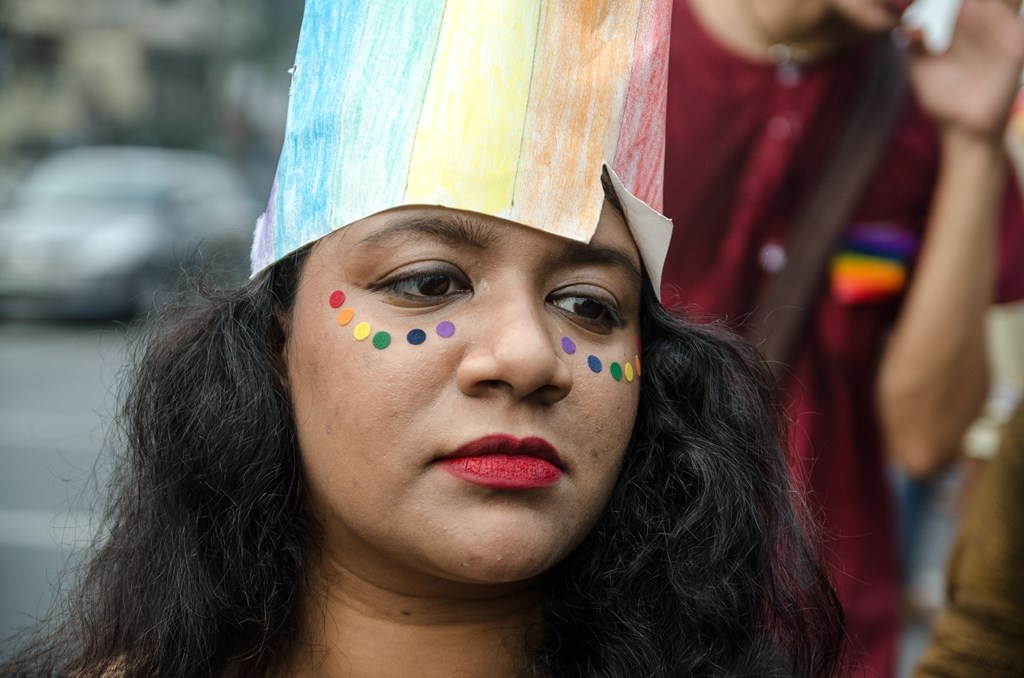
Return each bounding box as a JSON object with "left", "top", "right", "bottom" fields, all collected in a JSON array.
[{"left": 0, "top": 0, "right": 302, "bottom": 199}]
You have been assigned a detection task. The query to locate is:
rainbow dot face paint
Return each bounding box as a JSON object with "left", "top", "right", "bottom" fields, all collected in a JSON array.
[
  {"left": 327, "top": 290, "right": 640, "bottom": 384},
  {"left": 609, "top": 362, "right": 623, "bottom": 381},
  {"left": 336, "top": 308, "right": 355, "bottom": 326},
  {"left": 353, "top": 322, "right": 372, "bottom": 341},
  {"left": 436, "top": 321, "right": 456, "bottom": 338}
]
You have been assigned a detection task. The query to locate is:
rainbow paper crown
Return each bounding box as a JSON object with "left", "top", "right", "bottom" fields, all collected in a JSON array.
[{"left": 252, "top": 0, "right": 673, "bottom": 296}]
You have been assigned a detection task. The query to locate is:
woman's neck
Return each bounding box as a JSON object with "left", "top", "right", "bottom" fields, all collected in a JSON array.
[
  {"left": 285, "top": 558, "right": 544, "bottom": 678},
  {"left": 689, "top": 0, "right": 857, "bottom": 65}
]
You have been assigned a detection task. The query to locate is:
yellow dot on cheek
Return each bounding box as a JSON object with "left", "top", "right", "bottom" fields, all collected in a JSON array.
[
  {"left": 624, "top": 362, "right": 634, "bottom": 382},
  {"left": 353, "top": 322, "right": 372, "bottom": 341}
]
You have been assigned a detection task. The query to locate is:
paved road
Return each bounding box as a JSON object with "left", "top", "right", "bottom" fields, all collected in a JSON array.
[{"left": 0, "top": 320, "right": 133, "bottom": 652}]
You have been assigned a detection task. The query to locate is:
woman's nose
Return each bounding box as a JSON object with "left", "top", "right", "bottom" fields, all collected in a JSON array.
[{"left": 455, "top": 293, "right": 573, "bottom": 405}]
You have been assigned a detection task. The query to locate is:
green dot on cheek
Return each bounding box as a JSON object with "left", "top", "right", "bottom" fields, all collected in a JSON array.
[
  {"left": 372, "top": 331, "right": 392, "bottom": 350},
  {"left": 610, "top": 362, "right": 623, "bottom": 381}
]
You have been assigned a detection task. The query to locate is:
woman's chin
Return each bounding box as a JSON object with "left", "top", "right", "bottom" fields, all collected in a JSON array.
[
  {"left": 382, "top": 500, "right": 593, "bottom": 585},
  {"left": 410, "top": 520, "right": 584, "bottom": 586},
  {"left": 434, "top": 535, "right": 571, "bottom": 585}
]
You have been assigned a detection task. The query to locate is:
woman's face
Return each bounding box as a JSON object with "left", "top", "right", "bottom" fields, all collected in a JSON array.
[{"left": 284, "top": 202, "right": 643, "bottom": 593}]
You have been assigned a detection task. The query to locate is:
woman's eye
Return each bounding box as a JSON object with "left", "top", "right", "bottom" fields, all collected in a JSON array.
[
  {"left": 550, "top": 294, "right": 624, "bottom": 330},
  {"left": 379, "top": 269, "right": 471, "bottom": 300}
]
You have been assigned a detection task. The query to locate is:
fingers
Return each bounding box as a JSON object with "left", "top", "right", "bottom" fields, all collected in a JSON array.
[{"left": 898, "top": 24, "right": 928, "bottom": 52}]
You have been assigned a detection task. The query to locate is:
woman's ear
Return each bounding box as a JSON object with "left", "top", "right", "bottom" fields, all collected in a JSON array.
[
  {"left": 273, "top": 298, "right": 292, "bottom": 382},
  {"left": 267, "top": 246, "right": 310, "bottom": 381}
]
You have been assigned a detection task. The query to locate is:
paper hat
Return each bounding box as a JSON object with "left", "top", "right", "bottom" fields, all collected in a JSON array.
[{"left": 252, "top": 1, "right": 673, "bottom": 296}]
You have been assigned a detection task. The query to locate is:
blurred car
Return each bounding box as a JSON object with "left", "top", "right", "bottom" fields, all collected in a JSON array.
[{"left": 0, "top": 146, "right": 260, "bottom": 319}]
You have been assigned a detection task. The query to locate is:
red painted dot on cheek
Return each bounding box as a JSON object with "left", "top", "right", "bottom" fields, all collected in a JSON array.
[{"left": 329, "top": 290, "right": 346, "bottom": 309}]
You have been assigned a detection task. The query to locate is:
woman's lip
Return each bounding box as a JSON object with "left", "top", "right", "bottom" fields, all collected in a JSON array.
[
  {"left": 437, "top": 435, "right": 564, "bottom": 490},
  {"left": 441, "top": 435, "right": 563, "bottom": 469},
  {"left": 439, "top": 455, "right": 563, "bottom": 490}
]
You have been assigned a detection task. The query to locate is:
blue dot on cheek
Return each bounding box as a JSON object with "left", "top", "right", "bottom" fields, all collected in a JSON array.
[
  {"left": 587, "top": 355, "right": 603, "bottom": 373},
  {"left": 407, "top": 329, "right": 427, "bottom": 346}
]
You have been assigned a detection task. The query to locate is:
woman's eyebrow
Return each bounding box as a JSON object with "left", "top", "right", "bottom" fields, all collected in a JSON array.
[
  {"left": 354, "top": 211, "right": 641, "bottom": 285},
  {"left": 354, "top": 213, "right": 495, "bottom": 250},
  {"left": 549, "top": 238, "right": 643, "bottom": 288}
]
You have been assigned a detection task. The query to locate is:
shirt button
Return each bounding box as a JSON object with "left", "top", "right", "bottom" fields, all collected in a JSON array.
[{"left": 760, "top": 242, "right": 787, "bottom": 273}]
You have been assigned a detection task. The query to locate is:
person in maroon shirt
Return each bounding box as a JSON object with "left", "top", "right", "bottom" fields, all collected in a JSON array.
[{"left": 662, "top": 0, "right": 1024, "bottom": 675}]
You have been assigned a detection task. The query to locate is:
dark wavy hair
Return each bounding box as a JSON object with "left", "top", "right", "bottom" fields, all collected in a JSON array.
[{"left": 2, "top": 249, "right": 844, "bottom": 677}]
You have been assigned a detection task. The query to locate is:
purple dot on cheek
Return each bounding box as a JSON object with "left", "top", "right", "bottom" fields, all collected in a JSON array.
[
  {"left": 436, "top": 321, "right": 456, "bottom": 339},
  {"left": 561, "top": 336, "right": 576, "bottom": 355}
]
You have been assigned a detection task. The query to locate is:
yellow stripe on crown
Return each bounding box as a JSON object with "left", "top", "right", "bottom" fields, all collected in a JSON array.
[{"left": 406, "top": 0, "right": 541, "bottom": 214}]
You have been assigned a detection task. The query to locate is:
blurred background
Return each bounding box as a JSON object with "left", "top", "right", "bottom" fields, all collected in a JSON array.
[
  {"left": 0, "top": 0, "right": 301, "bottom": 653},
  {"left": 0, "top": 2, "right": 1021, "bottom": 676}
]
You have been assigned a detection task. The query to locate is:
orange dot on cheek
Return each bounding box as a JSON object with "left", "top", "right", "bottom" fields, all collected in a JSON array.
[{"left": 336, "top": 308, "right": 354, "bottom": 326}]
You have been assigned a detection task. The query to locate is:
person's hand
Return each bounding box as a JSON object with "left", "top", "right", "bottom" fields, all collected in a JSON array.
[{"left": 905, "top": 0, "right": 1024, "bottom": 142}]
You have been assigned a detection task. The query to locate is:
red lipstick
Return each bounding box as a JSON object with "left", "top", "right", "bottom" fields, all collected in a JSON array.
[{"left": 438, "top": 435, "right": 563, "bottom": 490}]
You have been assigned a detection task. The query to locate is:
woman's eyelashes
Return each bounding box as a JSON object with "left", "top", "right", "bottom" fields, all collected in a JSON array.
[
  {"left": 549, "top": 291, "right": 625, "bottom": 331},
  {"left": 370, "top": 265, "right": 626, "bottom": 330},
  {"left": 372, "top": 265, "right": 472, "bottom": 303}
]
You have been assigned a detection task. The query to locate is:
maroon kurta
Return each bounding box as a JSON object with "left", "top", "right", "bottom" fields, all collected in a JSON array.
[{"left": 662, "top": 3, "right": 1024, "bottom": 676}]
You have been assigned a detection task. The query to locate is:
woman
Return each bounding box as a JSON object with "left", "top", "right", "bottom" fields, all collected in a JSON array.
[{"left": 4, "top": 2, "right": 844, "bottom": 676}]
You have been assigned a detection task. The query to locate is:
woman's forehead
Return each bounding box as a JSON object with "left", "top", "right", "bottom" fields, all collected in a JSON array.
[{"left": 324, "top": 203, "right": 642, "bottom": 277}]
